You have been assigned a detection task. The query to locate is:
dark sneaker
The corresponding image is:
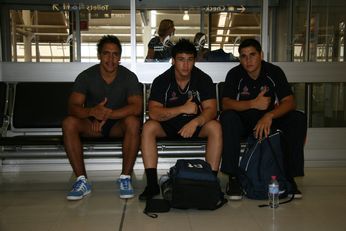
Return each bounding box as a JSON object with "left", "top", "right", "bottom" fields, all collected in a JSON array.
[
  {"left": 288, "top": 188, "right": 303, "bottom": 199},
  {"left": 288, "top": 179, "right": 303, "bottom": 199},
  {"left": 226, "top": 177, "right": 243, "bottom": 201},
  {"left": 139, "top": 185, "right": 160, "bottom": 201}
]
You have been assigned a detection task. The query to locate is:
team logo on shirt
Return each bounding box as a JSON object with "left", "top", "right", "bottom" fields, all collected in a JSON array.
[
  {"left": 168, "top": 91, "right": 178, "bottom": 101},
  {"left": 240, "top": 86, "right": 250, "bottom": 96},
  {"left": 154, "top": 45, "right": 164, "bottom": 52}
]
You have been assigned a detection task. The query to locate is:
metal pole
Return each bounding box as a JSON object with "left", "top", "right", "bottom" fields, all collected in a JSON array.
[
  {"left": 75, "top": 9, "right": 81, "bottom": 62},
  {"left": 304, "top": 0, "right": 311, "bottom": 62},
  {"left": 130, "top": 0, "right": 137, "bottom": 67},
  {"left": 261, "top": 0, "right": 269, "bottom": 61}
]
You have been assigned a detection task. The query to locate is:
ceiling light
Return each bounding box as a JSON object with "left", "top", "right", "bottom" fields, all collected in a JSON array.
[{"left": 183, "top": 11, "right": 190, "bottom": 21}]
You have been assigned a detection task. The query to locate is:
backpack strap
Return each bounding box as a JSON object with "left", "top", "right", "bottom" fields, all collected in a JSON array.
[
  {"left": 258, "top": 132, "right": 295, "bottom": 208},
  {"left": 266, "top": 132, "right": 286, "bottom": 178},
  {"left": 215, "top": 197, "right": 228, "bottom": 209},
  {"left": 213, "top": 191, "right": 228, "bottom": 210},
  {"left": 258, "top": 193, "right": 295, "bottom": 208}
]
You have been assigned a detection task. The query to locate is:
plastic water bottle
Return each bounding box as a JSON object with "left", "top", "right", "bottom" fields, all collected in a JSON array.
[{"left": 268, "top": 176, "right": 279, "bottom": 208}]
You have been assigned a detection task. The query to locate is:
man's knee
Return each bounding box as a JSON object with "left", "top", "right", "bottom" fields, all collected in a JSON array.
[
  {"left": 123, "top": 115, "right": 141, "bottom": 133},
  {"left": 62, "top": 116, "right": 81, "bottom": 133},
  {"left": 220, "top": 110, "right": 240, "bottom": 124},
  {"left": 142, "top": 120, "right": 162, "bottom": 136},
  {"left": 202, "top": 120, "right": 222, "bottom": 138},
  {"left": 286, "top": 110, "right": 307, "bottom": 128}
]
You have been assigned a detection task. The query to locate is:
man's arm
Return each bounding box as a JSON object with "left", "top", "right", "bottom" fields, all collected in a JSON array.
[
  {"left": 222, "top": 89, "right": 271, "bottom": 112},
  {"left": 146, "top": 48, "right": 155, "bottom": 60},
  {"left": 148, "top": 97, "right": 198, "bottom": 121},
  {"left": 67, "top": 92, "right": 111, "bottom": 121},
  {"left": 178, "top": 99, "right": 217, "bottom": 138},
  {"left": 107, "top": 95, "right": 143, "bottom": 119},
  {"left": 191, "top": 99, "right": 217, "bottom": 127},
  {"left": 254, "top": 95, "right": 296, "bottom": 139}
]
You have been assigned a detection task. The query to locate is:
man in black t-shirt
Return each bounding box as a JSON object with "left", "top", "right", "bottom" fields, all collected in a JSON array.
[
  {"left": 220, "top": 39, "right": 307, "bottom": 201},
  {"left": 139, "top": 39, "right": 222, "bottom": 201},
  {"left": 62, "top": 36, "right": 142, "bottom": 201}
]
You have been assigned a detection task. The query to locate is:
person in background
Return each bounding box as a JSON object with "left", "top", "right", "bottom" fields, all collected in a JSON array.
[
  {"left": 220, "top": 38, "right": 307, "bottom": 201},
  {"left": 145, "top": 19, "right": 175, "bottom": 62},
  {"left": 139, "top": 38, "right": 222, "bottom": 201},
  {"left": 62, "top": 35, "right": 143, "bottom": 201},
  {"left": 194, "top": 32, "right": 209, "bottom": 62}
]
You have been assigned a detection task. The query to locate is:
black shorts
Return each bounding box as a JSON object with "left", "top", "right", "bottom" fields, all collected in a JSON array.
[
  {"left": 160, "top": 121, "right": 202, "bottom": 138},
  {"left": 89, "top": 118, "right": 120, "bottom": 137},
  {"left": 101, "top": 119, "right": 120, "bottom": 137}
]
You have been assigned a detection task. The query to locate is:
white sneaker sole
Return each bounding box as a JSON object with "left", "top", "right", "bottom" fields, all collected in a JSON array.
[
  {"left": 120, "top": 194, "right": 135, "bottom": 199},
  {"left": 66, "top": 190, "right": 91, "bottom": 201},
  {"left": 229, "top": 195, "right": 243, "bottom": 201},
  {"left": 288, "top": 193, "right": 303, "bottom": 199}
]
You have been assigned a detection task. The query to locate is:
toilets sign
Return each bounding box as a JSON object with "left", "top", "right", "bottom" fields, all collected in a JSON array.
[{"left": 52, "top": 3, "right": 109, "bottom": 12}]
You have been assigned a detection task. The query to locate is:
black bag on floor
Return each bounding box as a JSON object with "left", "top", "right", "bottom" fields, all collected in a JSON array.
[
  {"left": 143, "top": 198, "right": 171, "bottom": 218},
  {"left": 238, "top": 130, "right": 293, "bottom": 200},
  {"left": 168, "top": 159, "right": 227, "bottom": 210}
]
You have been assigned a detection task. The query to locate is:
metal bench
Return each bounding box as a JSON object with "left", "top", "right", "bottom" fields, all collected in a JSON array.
[{"left": 0, "top": 82, "right": 209, "bottom": 160}]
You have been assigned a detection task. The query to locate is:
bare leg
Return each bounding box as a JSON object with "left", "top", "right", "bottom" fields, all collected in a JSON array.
[
  {"left": 62, "top": 116, "right": 99, "bottom": 177},
  {"left": 109, "top": 115, "right": 141, "bottom": 175},
  {"left": 199, "top": 120, "right": 222, "bottom": 171},
  {"left": 140, "top": 120, "right": 167, "bottom": 168}
]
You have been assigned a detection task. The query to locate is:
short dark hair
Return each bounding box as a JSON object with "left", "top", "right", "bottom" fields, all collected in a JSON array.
[
  {"left": 171, "top": 38, "right": 197, "bottom": 59},
  {"left": 238, "top": 38, "right": 262, "bottom": 54},
  {"left": 97, "top": 35, "right": 122, "bottom": 56}
]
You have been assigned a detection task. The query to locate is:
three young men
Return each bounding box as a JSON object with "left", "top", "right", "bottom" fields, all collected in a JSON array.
[{"left": 64, "top": 36, "right": 306, "bottom": 202}]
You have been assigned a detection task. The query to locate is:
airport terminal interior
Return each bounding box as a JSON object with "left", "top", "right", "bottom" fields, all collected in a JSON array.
[{"left": 0, "top": 0, "right": 346, "bottom": 230}]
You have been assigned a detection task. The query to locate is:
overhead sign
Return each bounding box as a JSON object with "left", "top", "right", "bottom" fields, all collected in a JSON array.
[
  {"left": 52, "top": 3, "right": 109, "bottom": 12},
  {"left": 203, "top": 5, "right": 246, "bottom": 13}
]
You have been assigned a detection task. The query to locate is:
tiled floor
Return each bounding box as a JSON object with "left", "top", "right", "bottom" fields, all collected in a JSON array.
[{"left": 1, "top": 167, "right": 346, "bottom": 231}]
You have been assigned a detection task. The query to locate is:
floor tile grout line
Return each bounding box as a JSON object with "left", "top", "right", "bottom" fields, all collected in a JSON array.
[{"left": 118, "top": 199, "right": 127, "bottom": 231}]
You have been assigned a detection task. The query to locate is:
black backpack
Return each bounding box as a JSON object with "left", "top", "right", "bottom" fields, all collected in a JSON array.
[
  {"left": 166, "top": 159, "right": 227, "bottom": 210},
  {"left": 238, "top": 130, "right": 293, "bottom": 200}
]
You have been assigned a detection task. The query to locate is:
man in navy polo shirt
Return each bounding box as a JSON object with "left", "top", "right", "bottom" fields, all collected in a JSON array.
[
  {"left": 139, "top": 39, "right": 222, "bottom": 201},
  {"left": 220, "top": 38, "right": 307, "bottom": 200}
]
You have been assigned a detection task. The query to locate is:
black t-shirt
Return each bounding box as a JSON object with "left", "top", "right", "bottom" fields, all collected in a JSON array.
[
  {"left": 72, "top": 64, "right": 141, "bottom": 110},
  {"left": 223, "top": 61, "right": 292, "bottom": 121},
  {"left": 150, "top": 66, "right": 215, "bottom": 129},
  {"left": 147, "top": 36, "right": 174, "bottom": 62}
]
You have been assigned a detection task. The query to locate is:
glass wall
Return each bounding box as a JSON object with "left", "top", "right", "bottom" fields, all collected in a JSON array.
[
  {"left": 274, "top": 0, "right": 345, "bottom": 62},
  {"left": 7, "top": 2, "right": 264, "bottom": 63},
  {"left": 1, "top": 0, "right": 346, "bottom": 127},
  {"left": 10, "top": 10, "right": 70, "bottom": 62}
]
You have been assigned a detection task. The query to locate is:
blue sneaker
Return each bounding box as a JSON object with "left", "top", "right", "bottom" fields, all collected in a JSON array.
[
  {"left": 67, "top": 175, "right": 91, "bottom": 201},
  {"left": 119, "top": 175, "right": 134, "bottom": 199}
]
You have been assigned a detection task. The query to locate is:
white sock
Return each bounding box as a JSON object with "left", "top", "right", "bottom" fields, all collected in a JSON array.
[
  {"left": 77, "top": 175, "right": 86, "bottom": 181},
  {"left": 120, "top": 174, "right": 131, "bottom": 179}
]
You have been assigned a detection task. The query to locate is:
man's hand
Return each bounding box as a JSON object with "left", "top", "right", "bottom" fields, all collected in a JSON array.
[
  {"left": 252, "top": 90, "right": 271, "bottom": 110},
  {"left": 178, "top": 119, "right": 199, "bottom": 138},
  {"left": 253, "top": 112, "right": 273, "bottom": 140},
  {"left": 90, "top": 119, "right": 106, "bottom": 134},
  {"left": 89, "top": 98, "right": 112, "bottom": 121},
  {"left": 182, "top": 96, "right": 198, "bottom": 115}
]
